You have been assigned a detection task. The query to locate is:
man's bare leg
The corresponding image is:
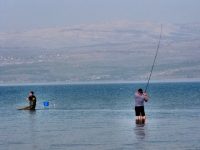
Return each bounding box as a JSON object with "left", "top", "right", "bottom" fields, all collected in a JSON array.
[
  {"left": 137, "top": 116, "right": 141, "bottom": 120},
  {"left": 142, "top": 116, "right": 146, "bottom": 120}
]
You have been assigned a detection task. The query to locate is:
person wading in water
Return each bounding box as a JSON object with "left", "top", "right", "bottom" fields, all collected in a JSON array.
[
  {"left": 26, "top": 91, "right": 37, "bottom": 110},
  {"left": 134, "top": 88, "right": 148, "bottom": 120}
]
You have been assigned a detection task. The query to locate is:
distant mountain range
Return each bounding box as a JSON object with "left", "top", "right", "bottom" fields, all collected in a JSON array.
[{"left": 0, "top": 21, "right": 200, "bottom": 83}]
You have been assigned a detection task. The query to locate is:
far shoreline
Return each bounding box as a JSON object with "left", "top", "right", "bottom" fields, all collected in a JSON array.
[{"left": 0, "top": 79, "right": 200, "bottom": 86}]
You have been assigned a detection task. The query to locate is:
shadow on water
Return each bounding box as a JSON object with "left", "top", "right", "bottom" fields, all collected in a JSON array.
[{"left": 134, "top": 119, "right": 147, "bottom": 140}]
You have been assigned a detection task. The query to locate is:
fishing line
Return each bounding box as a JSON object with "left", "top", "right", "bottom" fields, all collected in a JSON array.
[{"left": 145, "top": 24, "right": 162, "bottom": 93}]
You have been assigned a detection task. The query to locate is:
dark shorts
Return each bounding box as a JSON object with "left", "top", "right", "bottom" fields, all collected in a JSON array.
[{"left": 135, "top": 106, "right": 145, "bottom": 116}]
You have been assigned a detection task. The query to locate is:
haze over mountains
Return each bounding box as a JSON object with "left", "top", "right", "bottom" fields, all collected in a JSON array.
[{"left": 0, "top": 21, "right": 200, "bottom": 83}]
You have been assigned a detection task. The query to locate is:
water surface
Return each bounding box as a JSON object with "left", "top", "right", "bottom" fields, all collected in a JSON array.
[{"left": 0, "top": 82, "right": 200, "bottom": 150}]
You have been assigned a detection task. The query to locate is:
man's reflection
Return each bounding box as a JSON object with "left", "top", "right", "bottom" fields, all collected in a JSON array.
[
  {"left": 134, "top": 119, "right": 147, "bottom": 140},
  {"left": 29, "top": 110, "right": 37, "bottom": 149}
]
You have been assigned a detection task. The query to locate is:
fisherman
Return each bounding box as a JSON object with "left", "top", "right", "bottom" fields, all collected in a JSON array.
[
  {"left": 134, "top": 88, "right": 148, "bottom": 120},
  {"left": 26, "top": 91, "right": 37, "bottom": 110}
]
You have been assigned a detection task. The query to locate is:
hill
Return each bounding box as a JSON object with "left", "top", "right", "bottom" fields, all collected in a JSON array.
[{"left": 0, "top": 21, "right": 200, "bottom": 83}]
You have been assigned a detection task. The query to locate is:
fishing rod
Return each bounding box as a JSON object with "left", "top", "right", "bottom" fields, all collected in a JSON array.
[{"left": 145, "top": 24, "right": 162, "bottom": 93}]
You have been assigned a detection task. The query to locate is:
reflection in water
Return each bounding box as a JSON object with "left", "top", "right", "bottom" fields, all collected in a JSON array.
[
  {"left": 29, "top": 110, "right": 36, "bottom": 115},
  {"left": 29, "top": 110, "right": 37, "bottom": 149},
  {"left": 134, "top": 119, "right": 147, "bottom": 140}
]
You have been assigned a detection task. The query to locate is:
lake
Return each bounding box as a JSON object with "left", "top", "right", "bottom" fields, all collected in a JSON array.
[{"left": 0, "top": 82, "right": 200, "bottom": 150}]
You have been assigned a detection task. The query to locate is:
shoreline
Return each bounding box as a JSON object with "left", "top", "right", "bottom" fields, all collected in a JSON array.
[{"left": 0, "top": 79, "right": 200, "bottom": 86}]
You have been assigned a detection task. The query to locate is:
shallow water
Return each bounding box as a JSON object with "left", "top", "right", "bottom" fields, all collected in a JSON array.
[{"left": 0, "top": 82, "right": 200, "bottom": 150}]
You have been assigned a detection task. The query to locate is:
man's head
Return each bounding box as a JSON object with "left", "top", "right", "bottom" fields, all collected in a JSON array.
[
  {"left": 30, "top": 91, "right": 34, "bottom": 96},
  {"left": 138, "top": 88, "right": 143, "bottom": 94}
]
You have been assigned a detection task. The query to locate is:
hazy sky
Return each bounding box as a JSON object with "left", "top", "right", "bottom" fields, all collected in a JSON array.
[{"left": 0, "top": 0, "right": 200, "bottom": 31}]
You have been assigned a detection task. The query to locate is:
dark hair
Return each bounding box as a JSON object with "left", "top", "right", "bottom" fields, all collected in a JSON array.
[
  {"left": 30, "top": 91, "right": 34, "bottom": 94},
  {"left": 138, "top": 88, "right": 143, "bottom": 93}
]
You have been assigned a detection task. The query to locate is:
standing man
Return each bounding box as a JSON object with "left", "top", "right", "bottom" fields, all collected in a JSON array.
[
  {"left": 134, "top": 88, "right": 148, "bottom": 120},
  {"left": 26, "top": 91, "right": 37, "bottom": 110}
]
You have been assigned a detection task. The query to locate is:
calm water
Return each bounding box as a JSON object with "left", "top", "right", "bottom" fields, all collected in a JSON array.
[{"left": 0, "top": 82, "right": 200, "bottom": 150}]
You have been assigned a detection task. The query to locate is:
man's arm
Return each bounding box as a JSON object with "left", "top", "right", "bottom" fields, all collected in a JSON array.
[
  {"left": 26, "top": 97, "right": 29, "bottom": 101},
  {"left": 143, "top": 93, "right": 148, "bottom": 102}
]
